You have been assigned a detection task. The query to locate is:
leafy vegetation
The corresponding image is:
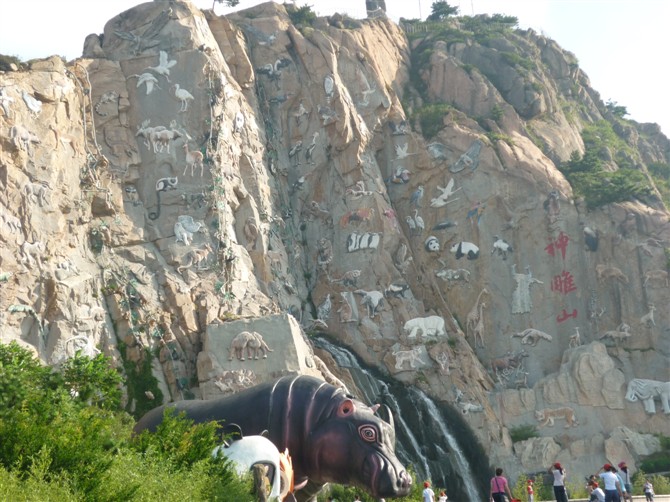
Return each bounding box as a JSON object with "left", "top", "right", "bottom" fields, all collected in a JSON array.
[
  {"left": 287, "top": 3, "right": 317, "bottom": 28},
  {"left": 639, "top": 435, "right": 670, "bottom": 473},
  {"left": 0, "top": 341, "right": 251, "bottom": 501},
  {"left": 0, "top": 53, "right": 24, "bottom": 71},
  {"left": 648, "top": 161, "right": 670, "bottom": 207},
  {"left": 426, "top": 1, "right": 459, "bottom": 21},
  {"left": 509, "top": 425, "right": 538, "bottom": 442},
  {"left": 633, "top": 470, "right": 670, "bottom": 496},
  {"left": 560, "top": 121, "right": 652, "bottom": 209},
  {"left": 605, "top": 98, "right": 629, "bottom": 119},
  {"left": 412, "top": 102, "right": 454, "bottom": 139}
]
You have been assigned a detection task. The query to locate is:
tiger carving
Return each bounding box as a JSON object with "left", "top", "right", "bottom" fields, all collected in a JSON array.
[{"left": 534, "top": 407, "right": 579, "bottom": 428}]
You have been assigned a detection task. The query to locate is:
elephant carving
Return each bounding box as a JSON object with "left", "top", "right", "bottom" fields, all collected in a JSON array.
[
  {"left": 625, "top": 378, "right": 670, "bottom": 414},
  {"left": 229, "top": 331, "right": 273, "bottom": 361}
]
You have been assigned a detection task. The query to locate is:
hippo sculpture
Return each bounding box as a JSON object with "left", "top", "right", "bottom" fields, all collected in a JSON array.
[{"left": 134, "top": 375, "right": 412, "bottom": 500}]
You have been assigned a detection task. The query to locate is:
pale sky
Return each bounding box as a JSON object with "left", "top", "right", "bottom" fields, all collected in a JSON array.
[{"left": 1, "top": 1, "right": 668, "bottom": 135}]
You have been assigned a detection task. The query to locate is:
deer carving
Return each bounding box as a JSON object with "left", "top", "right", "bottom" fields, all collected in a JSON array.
[{"left": 183, "top": 143, "right": 204, "bottom": 177}]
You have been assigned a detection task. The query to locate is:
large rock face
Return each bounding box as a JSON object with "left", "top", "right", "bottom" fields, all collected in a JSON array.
[{"left": 1, "top": 0, "right": 668, "bottom": 484}]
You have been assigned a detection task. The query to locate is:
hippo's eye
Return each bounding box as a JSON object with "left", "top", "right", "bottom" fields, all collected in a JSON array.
[{"left": 358, "top": 425, "right": 377, "bottom": 442}]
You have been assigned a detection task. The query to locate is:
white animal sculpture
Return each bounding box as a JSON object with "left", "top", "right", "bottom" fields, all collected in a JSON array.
[
  {"left": 472, "top": 302, "right": 486, "bottom": 348},
  {"left": 10, "top": 125, "right": 40, "bottom": 154},
  {"left": 404, "top": 316, "right": 447, "bottom": 339},
  {"left": 23, "top": 182, "right": 50, "bottom": 207},
  {"left": 21, "top": 240, "right": 46, "bottom": 269},
  {"left": 625, "top": 378, "right": 670, "bottom": 414},
  {"left": 430, "top": 178, "right": 461, "bottom": 207},
  {"left": 144, "top": 50, "right": 177, "bottom": 81},
  {"left": 568, "top": 327, "right": 581, "bottom": 348},
  {"left": 640, "top": 305, "right": 656, "bottom": 327},
  {"left": 0, "top": 87, "right": 14, "bottom": 117},
  {"left": 127, "top": 72, "right": 161, "bottom": 95},
  {"left": 21, "top": 91, "right": 42, "bottom": 116},
  {"left": 466, "top": 288, "right": 488, "bottom": 336},
  {"left": 228, "top": 331, "right": 273, "bottom": 361},
  {"left": 599, "top": 329, "right": 631, "bottom": 344},
  {"left": 174, "top": 215, "right": 204, "bottom": 245},
  {"left": 354, "top": 290, "right": 384, "bottom": 318},
  {"left": 150, "top": 128, "right": 182, "bottom": 154},
  {"left": 183, "top": 143, "right": 204, "bottom": 176},
  {"left": 392, "top": 346, "right": 423, "bottom": 370},
  {"left": 512, "top": 328, "right": 553, "bottom": 346},
  {"left": 435, "top": 268, "right": 470, "bottom": 285},
  {"left": 173, "top": 84, "right": 194, "bottom": 112}
]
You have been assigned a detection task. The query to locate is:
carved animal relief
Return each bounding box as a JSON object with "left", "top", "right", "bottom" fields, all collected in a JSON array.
[
  {"left": 228, "top": 331, "right": 273, "bottom": 361},
  {"left": 535, "top": 407, "right": 579, "bottom": 428}
]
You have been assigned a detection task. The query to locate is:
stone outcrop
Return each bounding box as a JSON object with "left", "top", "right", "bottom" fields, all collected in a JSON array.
[{"left": 1, "top": 0, "right": 668, "bottom": 485}]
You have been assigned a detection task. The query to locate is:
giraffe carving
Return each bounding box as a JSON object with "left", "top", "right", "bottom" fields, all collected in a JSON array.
[
  {"left": 472, "top": 301, "right": 486, "bottom": 348},
  {"left": 466, "top": 288, "right": 489, "bottom": 337}
]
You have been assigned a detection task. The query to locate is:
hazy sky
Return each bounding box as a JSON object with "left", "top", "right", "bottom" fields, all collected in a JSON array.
[{"left": 1, "top": 0, "right": 668, "bottom": 135}]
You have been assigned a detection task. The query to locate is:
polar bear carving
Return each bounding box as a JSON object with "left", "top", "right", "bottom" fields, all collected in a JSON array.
[{"left": 403, "top": 316, "right": 446, "bottom": 339}]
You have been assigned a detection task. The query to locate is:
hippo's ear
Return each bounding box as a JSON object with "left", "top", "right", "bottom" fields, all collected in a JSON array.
[
  {"left": 375, "top": 404, "right": 395, "bottom": 429},
  {"left": 337, "top": 398, "right": 356, "bottom": 417}
]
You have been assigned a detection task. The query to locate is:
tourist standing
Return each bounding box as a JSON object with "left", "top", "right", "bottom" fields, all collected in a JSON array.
[
  {"left": 527, "top": 478, "right": 534, "bottom": 502},
  {"left": 422, "top": 481, "right": 435, "bottom": 502},
  {"left": 618, "top": 462, "right": 633, "bottom": 502},
  {"left": 597, "top": 463, "right": 624, "bottom": 502},
  {"left": 548, "top": 462, "right": 569, "bottom": 502},
  {"left": 490, "top": 467, "right": 513, "bottom": 502},
  {"left": 438, "top": 490, "right": 448, "bottom": 502},
  {"left": 643, "top": 478, "right": 655, "bottom": 501}
]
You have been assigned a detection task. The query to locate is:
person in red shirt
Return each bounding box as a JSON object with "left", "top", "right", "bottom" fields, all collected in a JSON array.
[{"left": 527, "top": 478, "right": 535, "bottom": 502}]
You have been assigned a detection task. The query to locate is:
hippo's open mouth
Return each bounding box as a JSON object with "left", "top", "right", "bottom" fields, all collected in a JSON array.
[{"left": 362, "top": 454, "right": 411, "bottom": 497}]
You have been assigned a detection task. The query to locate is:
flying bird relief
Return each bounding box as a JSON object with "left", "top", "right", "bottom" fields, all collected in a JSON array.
[
  {"left": 430, "top": 178, "right": 461, "bottom": 207},
  {"left": 0, "top": 87, "right": 15, "bottom": 117},
  {"left": 450, "top": 139, "right": 483, "bottom": 173},
  {"left": 127, "top": 72, "right": 161, "bottom": 95},
  {"left": 21, "top": 91, "right": 42, "bottom": 116},
  {"left": 144, "top": 50, "right": 177, "bottom": 82},
  {"left": 324, "top": 74, "right": 335, "bottom": 102}
]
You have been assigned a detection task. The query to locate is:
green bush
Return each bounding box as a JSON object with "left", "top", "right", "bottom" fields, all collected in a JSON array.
[
  {"left": 287, "top": 4, "right": 316, "bottom": 27},
  {"left": 509, "top": 425, "right": 538, "bottom": 443},
  {"left": 0, "top": 342, "right": 252, "bottom": 501},
  {"left": 413, "top": 102, "right": 454, "bottom": 139}
]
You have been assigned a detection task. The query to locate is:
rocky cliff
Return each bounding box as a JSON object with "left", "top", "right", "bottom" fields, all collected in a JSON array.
[{"left": 1, "top": 0, "right": 668, "bottom": 488}]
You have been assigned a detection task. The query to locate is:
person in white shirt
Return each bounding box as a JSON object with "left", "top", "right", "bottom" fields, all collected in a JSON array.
[
  {"left": 588, "top": 480, "right": 606, "bottom": 502},
  {"left": 422, "top": 481, "right": 435, "bottom": 502},
  {"left": 596, "top": 463, "right": 624, "bottom": 502}
]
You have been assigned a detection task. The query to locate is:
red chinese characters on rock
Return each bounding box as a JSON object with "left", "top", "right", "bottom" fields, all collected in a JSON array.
[
  {"left": 545, "top": 232, "right": 569, "bottom": 260},
  {"left": 551, "top": 271, "right": 577, "bottom": 295},
  {"left": 545, "top": 231, "right": 579, "bottom": 322}
]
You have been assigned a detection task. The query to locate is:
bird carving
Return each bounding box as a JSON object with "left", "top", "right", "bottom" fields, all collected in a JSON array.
[
  {"left": 172, "top": 84, "right": 194, "bottom": 112},
  {"left": 144, "top": 50, "right": 177, "bottom": 82},
  {"left": 413, "top": 209, "right": 425, "bottom": 233},
  {"left": 21, "top": 91, "right": 42, "bottom": 115},
  {"left": 127, "top": 73, "right": 161, "bottom": 95},
  {"left": 0, "top": 87, "right": 14, "bottom": 117},
  {"left": 324, "top": 74, "right": 335, "bottom": 101},
  {"left": 410, "top": 185, "right": 424, "bottom": 207}
]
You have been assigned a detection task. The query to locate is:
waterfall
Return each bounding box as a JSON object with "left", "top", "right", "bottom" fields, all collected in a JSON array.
[
  {"left": 314, "top": 337, "right": 489, "bottom": 501},
  {"left": 409, "top": 387, "right": 486, "bottom": 501}
]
